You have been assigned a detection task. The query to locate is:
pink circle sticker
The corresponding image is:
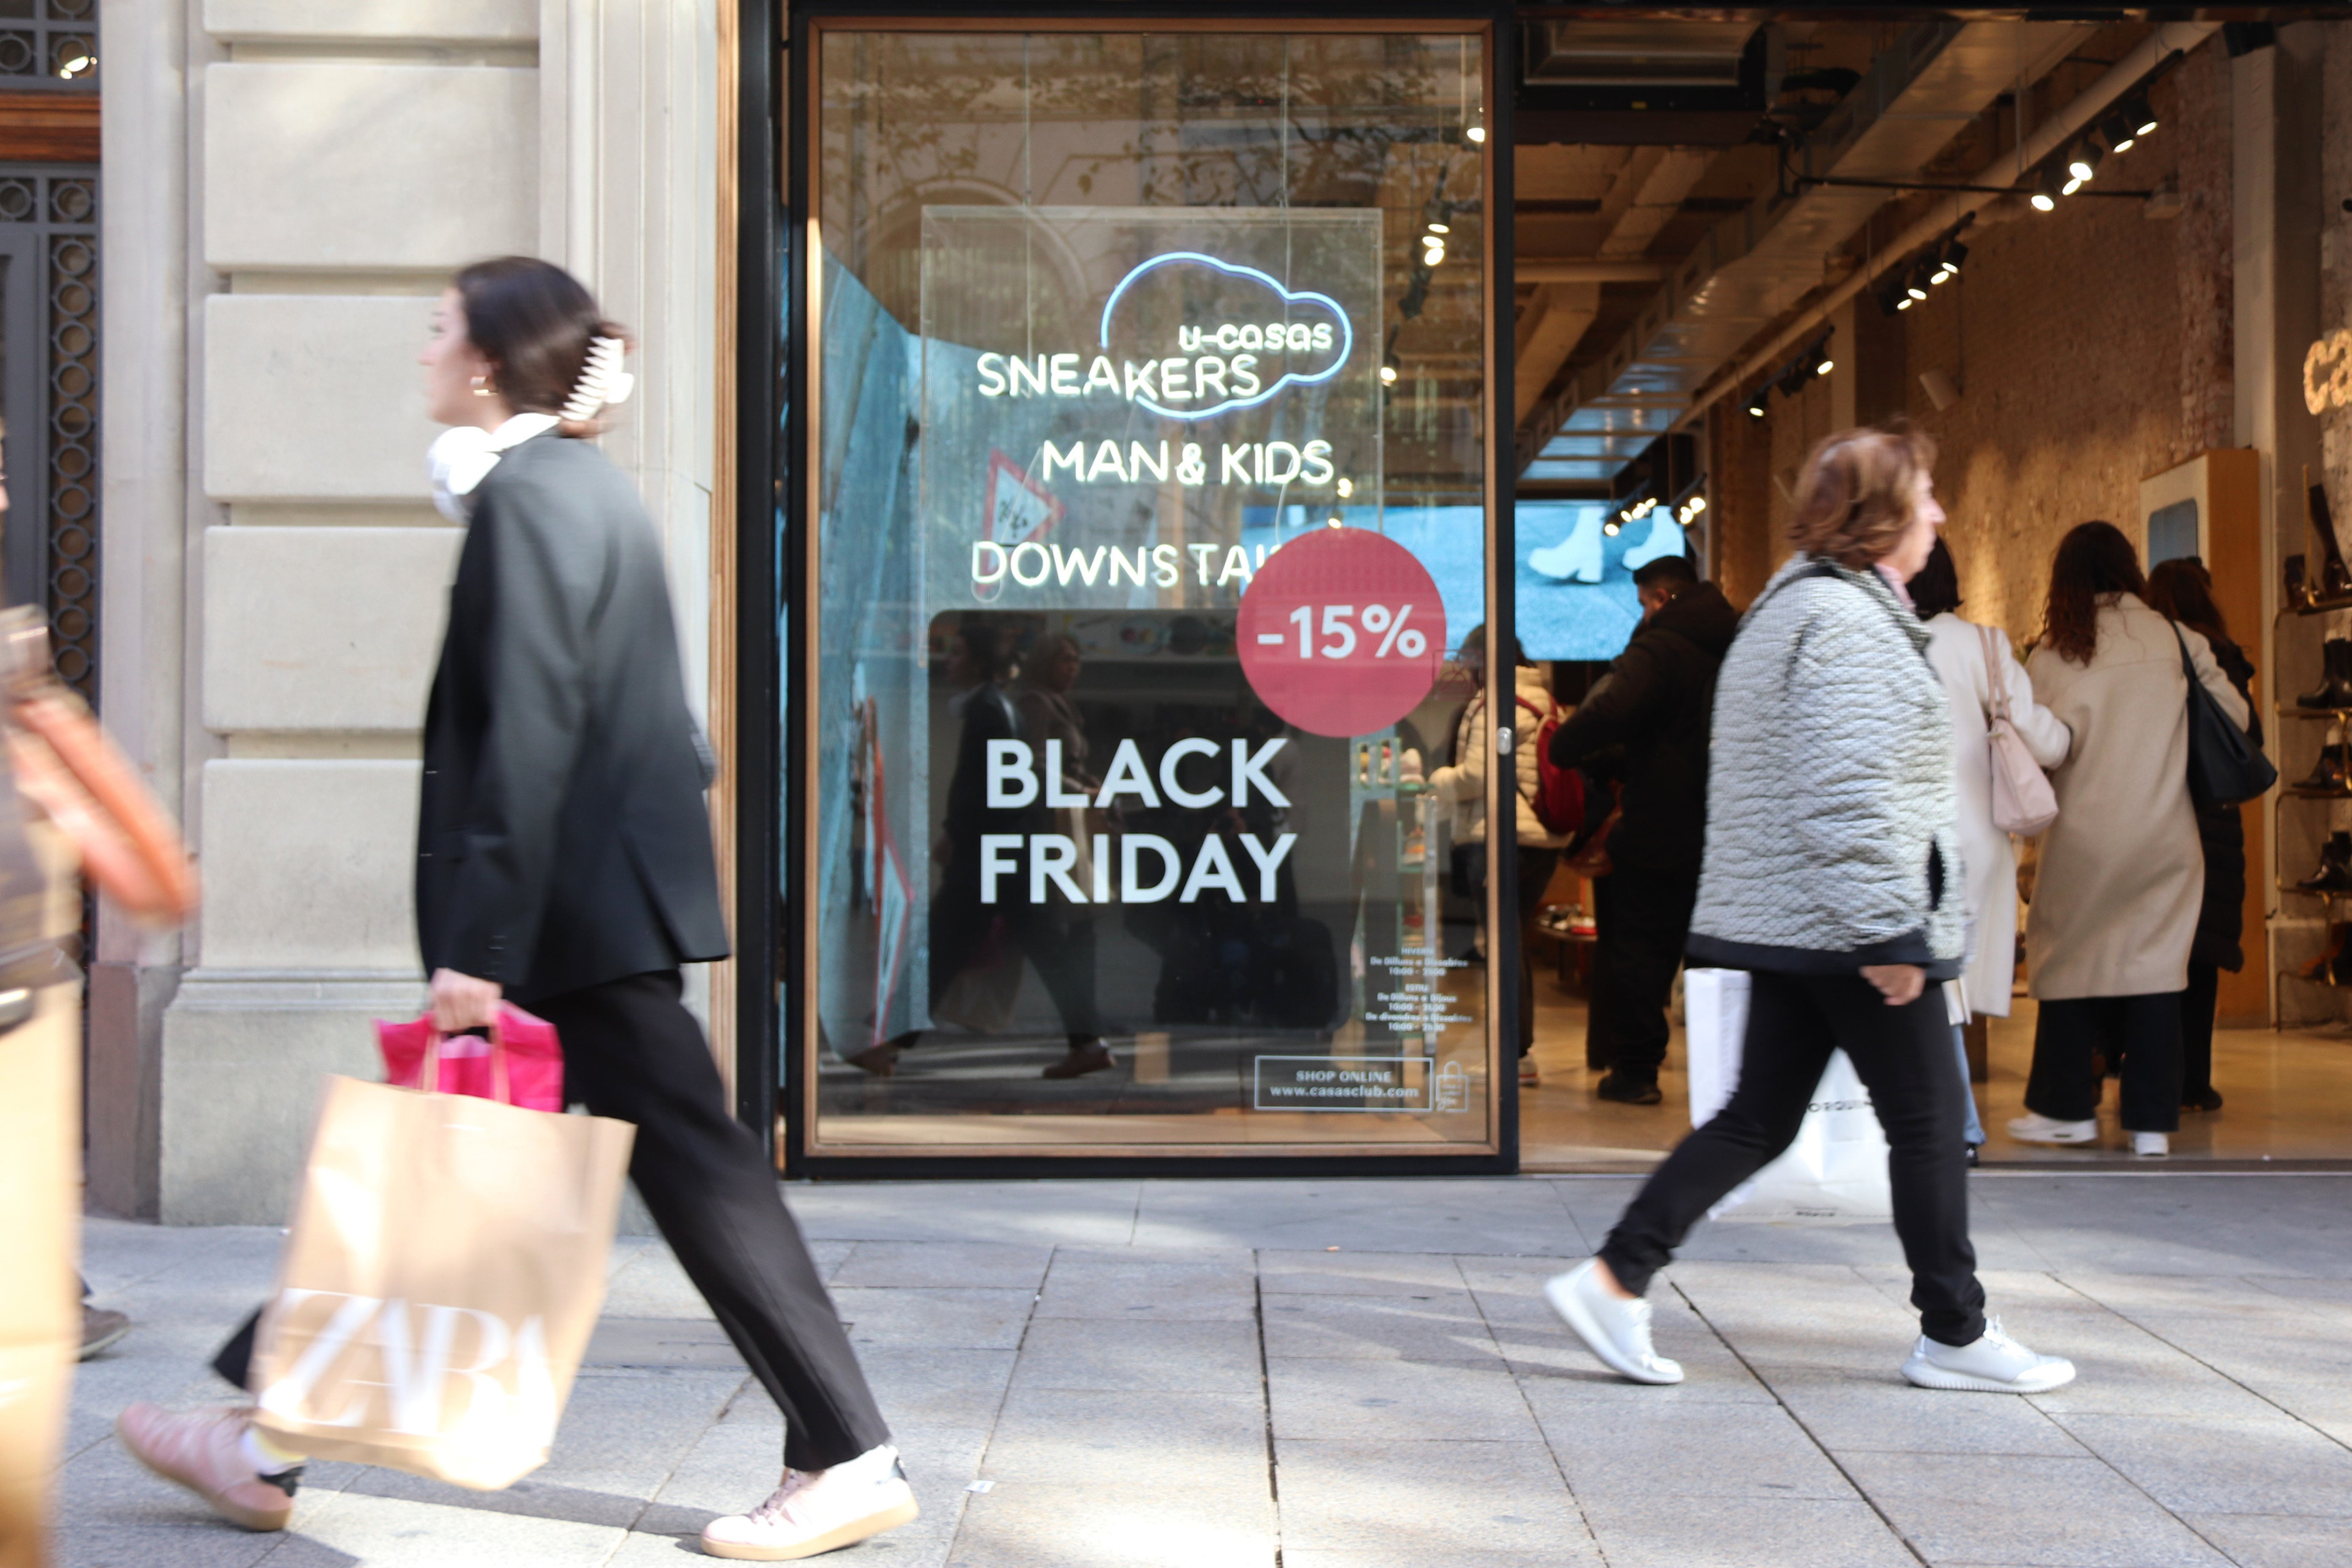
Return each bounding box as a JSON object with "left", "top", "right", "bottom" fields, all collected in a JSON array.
[{"left": 1237, "top": 527, "right": 1446, "bottom": 738}]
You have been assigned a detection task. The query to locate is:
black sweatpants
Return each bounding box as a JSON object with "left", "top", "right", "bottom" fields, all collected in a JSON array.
[
  {"left": 2180, "top": 962, "right": 2220, "bottom": 1100},
  {"left": 2026, "top": 991, "right": 2183, "bottom": 1134},
  {"left": 1597, "top": 970, "right": 1987, "bottom": 1347},
  {"left": 1590, "top": 869, "right": 1699, "bottom": 1083},
  {"left": 215, "top": 971, "right": 890, "bottom": 1472}
]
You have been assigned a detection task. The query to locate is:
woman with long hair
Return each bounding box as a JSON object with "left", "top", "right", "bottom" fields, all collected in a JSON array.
[
  {"left": 1910, "top": 540, "right": 2073, "bottom": 1153},
  {"left": 117, "top": 258, "right": 916, "bottom": 1561},
  {"left": 2142, "top": 556, "right": 2261, "bottom": 1114},
  {"left": 1544, "top": 427, "right": 2073, "bottom": 1396},
  {"left": 2012, "top": 524, "right": 2248, "bottom": 1157}
]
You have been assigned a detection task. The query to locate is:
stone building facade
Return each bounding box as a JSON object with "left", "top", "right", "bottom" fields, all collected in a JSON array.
[{"left": 91, "top": 0, "right": 734, "bottom": 1222}]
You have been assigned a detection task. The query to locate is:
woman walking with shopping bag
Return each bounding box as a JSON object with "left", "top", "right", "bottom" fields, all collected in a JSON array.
[
  {"left": 1545, "top": 427, "right": 2075, "bottom": 1395},
  {"left": 117, "top": 258, "right": 912, "bottom": 1560}
]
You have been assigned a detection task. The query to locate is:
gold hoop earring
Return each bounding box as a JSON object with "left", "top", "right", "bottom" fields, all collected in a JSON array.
[{"left": 470, "top": 373, "right": 495, "bottom": 398}]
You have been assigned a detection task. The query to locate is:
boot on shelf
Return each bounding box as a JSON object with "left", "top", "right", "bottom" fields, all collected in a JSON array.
[
  {"left": 2299, "top": 922, "right": 2352, "bottom": 985},
  {"left": 2287, "top": 553, "right": 2315, "bottom": 613},
  {"left": 2300, "top": 726, "right": 2349, "bottom": 793},
  {"left": 2314, "top": 476, "right": 2352, "bottom": 601},
  {"left": 2297, "top": 831, "right": 2352, "bottom": 893},
  {"left": 2297, "top": 639, "right": 2352, "bottom": 710}
]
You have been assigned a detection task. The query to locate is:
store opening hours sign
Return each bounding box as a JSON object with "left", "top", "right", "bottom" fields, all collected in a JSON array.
[{"left": 1237, "top": 526, "right": 1445, "bottom": 737}]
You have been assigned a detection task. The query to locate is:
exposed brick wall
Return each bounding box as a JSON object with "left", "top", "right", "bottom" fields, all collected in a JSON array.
[
  {"left": 1708, "top": 47, "right": 2237, "bottom": 651},
  {"left": 1707, "top": 395, "right": 1776, "bottom": 607},
  {"left": 2176, "top": 41, "right": 2236, "bottom": 456}
]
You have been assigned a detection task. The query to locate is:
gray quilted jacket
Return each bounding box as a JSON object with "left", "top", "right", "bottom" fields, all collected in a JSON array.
[{"left": 1684, "top": 554, "right": 1966, "bottom": 978}]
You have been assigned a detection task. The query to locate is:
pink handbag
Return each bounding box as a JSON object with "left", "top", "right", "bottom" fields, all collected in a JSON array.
[
  {"left": 1980, "top": 625, "right": 2060, "bottom": 836},
  {"left": 377, "top": 1003, "right": 565, "bottom": 1112}
]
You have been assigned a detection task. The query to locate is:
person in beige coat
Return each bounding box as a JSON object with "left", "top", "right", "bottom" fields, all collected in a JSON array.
[
  {"left": 1911, "top": 539, "right": 2073, "bottom": 1149},
  {"left": 2012, "top": 522, "right": 2248, "bottom": 1157}
]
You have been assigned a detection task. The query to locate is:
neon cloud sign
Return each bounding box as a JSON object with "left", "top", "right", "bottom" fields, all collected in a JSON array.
[{"left": 1098, "top": 251, "right": 1353, "bottom": 422}]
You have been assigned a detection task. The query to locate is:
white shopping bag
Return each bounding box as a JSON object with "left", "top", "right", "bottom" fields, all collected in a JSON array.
[{"left": 1681, "top": 968, "right": 1894, "bottom": 1226}]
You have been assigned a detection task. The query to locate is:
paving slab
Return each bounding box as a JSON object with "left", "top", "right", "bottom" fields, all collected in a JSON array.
[
  {"left": 1267, "top": 1357, "right": 1543, "bottom": 1443},
  {"left": 1260, "top": 1290, "right": 1499, "bottom": 1363},
  {"left": 1574, "top": 1492, "right": 1917, "bottom": 1568},
  {"left": 2175, "top": 1512, "right": 2352, "bottom": 1568},
  {"left": 978, "top": 1386, "right": 1270, "bottom": 1489},
  {"left": 944, "top": 1478, "right": 1277, "bottom": 1568},
  {"left": 1031, "top": 1246, "right": 1259, "bottom": 1321},
  {"left": 1006, "top": 1316, "right": 1264, "bottom": 1393},
  {"left": 1531, "top": 1397, "right": 1861, "bottom": 1502},
  {"left": 1834, "top": 1450, "right": 2235, "bottom": 1566},
  {"left": 1271, "top": 1438, "right": 1599, "bottom": 1560}
]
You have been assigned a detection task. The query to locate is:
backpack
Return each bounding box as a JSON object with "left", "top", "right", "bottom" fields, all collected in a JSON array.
[{"left": 1513, "top": 694, "right": 1584, "bottom": 837}]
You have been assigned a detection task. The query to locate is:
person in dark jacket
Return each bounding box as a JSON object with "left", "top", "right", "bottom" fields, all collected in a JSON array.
[
  {"left": 118, "top": 259, "right": 917, "bottom": 1562},
  {"left": 851, "top": 622, "right": 1108, "bottom": 1079},
  {"left": 2146, "top": 557, "right": 2258, "bottom": 1114},
  {"left": 1549, "top": 552, "right": 1740, "bottom": 1103}
]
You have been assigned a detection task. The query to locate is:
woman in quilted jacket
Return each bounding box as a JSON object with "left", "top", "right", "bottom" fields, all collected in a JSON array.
[{"left": 1542, "top": 427, "right": 2077, "bottom": 1397}]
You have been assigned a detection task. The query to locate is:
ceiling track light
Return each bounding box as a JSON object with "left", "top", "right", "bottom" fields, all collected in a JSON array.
[
  {"left": 2099, "top": 110, "right": 2137, "bottom": 155},
  {"left": 2032, "top": 159, "right": 2065, "bottom": 211},
  {"left": 2067, "top": 139, "right": 2103, "bottom": 185},
  {"left": 2121, "top": 91, "right": 2157, "bottom": 139},
  {"left": 1941, "top": 238, "right": 1968, "bottom": 276}
]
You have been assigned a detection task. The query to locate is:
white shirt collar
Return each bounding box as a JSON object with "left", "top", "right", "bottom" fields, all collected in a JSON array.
[{"left": 426, "top": 413, "right": 562, "bottom": 521}]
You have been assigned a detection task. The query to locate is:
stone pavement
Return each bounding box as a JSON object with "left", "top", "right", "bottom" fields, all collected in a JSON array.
[{"left": 61, "top": 1173, "right": 2352, "bottom": 1567}]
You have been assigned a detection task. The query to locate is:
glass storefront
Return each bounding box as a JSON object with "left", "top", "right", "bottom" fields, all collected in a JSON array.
[{"left": 799, "top": 23, "right": 1498, "bottom": 1159}]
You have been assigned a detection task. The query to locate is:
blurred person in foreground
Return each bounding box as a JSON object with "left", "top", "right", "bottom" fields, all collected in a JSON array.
[
  {"left": 1543, "top": 427, "right": 2076, "bottom": 1395},
  {"left": 2145, "top": 557, "right": 2259, "bottom": 1116},
  {"left": 2010, "top": 526, "right": 2247, "bottom": 1157},
  {"left": 1547, "top": 551, "right": 1739, "bottom": 1104},
  {"left": 1911, "top": 540, "right": 2073, "bottom": 1156},
  {"left": 114, "top": 258, "right": 913, "bottom": 1561},
  {"left": 0, "top": 420, "right": 196, "bottom": 1567}
]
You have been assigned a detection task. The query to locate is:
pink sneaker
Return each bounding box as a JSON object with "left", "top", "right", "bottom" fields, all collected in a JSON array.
[
  {"left": 700, "top": 1444, "right": 918, "bottom": 1560},
  {"left": 115, "top": 1403, "right": 298, "bottom": 1532}
]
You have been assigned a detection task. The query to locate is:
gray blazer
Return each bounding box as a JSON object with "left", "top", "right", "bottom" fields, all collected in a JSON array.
[
  {"left": 416, "top": 434, "right": 729, "bottom": 1003},
  {"left": 1684, "top": 554, "right": 1966, "bottom": 979}
]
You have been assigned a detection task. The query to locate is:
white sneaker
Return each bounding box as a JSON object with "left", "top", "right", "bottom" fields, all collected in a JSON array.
[
  {"left": 1542, "top": 1260, "right": 1683, "bottom": 1385},
  {"left": 1619, "top": 511, "right": 1686, "bottom": 571},
  {"left": 1901, "top": 1318, "right": 2076, "bottom": 1393},
  {"left": 1528, "top": 511, "right": 1606, "bottom": 583},
  {"left": 1519, "top": 1057, "right": 1540, "bottom": 1087},
  {"left": 2006, "top": 1112, "right": 2098, "bottom": 1145},
  {"left": 699, "top": 1445, "right": 918, "bottom": 1561},
  {"left": 2131, "top": 1131, "right": 2170, "bottom": 1158}
]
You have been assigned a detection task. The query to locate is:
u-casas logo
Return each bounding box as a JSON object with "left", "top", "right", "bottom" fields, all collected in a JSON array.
[{"left": 256, "top": 1289, "right": 558, "bottom": 1441}]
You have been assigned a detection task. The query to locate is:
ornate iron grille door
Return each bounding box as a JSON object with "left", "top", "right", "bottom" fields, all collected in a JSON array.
[
  {"left": 0, "top": 0, "right": 96, "bottom": 90},
  {"left": 0, "top": 165, "right": 97, "bottom": 705}
]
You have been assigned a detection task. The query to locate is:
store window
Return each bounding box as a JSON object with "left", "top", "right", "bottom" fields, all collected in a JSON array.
[{"left": 802, "top": 23, "right": 1494, "bottom": 1157}]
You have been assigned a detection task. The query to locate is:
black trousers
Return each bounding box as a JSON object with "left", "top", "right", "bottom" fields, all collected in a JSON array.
[
  {"left": 2180, "top": 962, "right": 2220, "bottom": 1098},
  {"left": 1598, "top": 971, "right": 1987, "bottom": 1347},
  {"left": 927, "top": 859, "right": 1101, "bottom": 1040},
  {"left": 1590, "top": 869, "right": 1699, "bottom": 1082},
  {"left": 215, "top": 971, "right": 891, "bottom": 1472},
  {"left": 2025, "top": 991, "right": 2183, "bottom": 1134}
]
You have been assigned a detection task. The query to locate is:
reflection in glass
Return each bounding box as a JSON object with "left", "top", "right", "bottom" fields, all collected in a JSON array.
[{"left": 808, "top": 29, "right": 1491, "bottom": 1151}]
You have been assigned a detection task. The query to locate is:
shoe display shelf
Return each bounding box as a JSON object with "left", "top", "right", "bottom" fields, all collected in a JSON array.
[{"left": 2277, "top": 704, "right": 2352, "bottom": 1005}]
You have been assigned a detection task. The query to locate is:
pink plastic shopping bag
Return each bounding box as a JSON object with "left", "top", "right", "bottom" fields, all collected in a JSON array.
[{"left": 377, "top": 1004, "right": 565, "bottom": 1112}]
